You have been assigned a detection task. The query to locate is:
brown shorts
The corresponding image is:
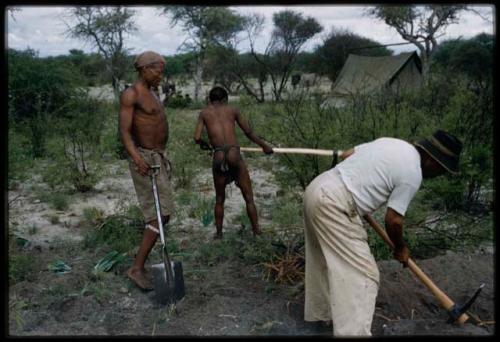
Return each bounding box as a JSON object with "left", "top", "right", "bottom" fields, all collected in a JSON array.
[{"left": 128, "top": 147, "right": 174, "bottom": 223}]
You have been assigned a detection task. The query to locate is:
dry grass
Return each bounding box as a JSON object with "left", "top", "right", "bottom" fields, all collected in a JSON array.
[{"left": 262, "top": 250, "right": 305, "bottom": 285}]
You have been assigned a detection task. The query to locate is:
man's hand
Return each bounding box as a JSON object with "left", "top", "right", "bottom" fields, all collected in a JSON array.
[
  {"left": 393, "top": 245, "right": 410, "bottom": 267},
  {"left": 133, "top": 156, "right": 150, "bottom": 177},
  {"left": 262, "top": 145, "right": 274, "bottom": 154},
  {"left": 199, "top": 139, "right": 212, "bottom": 151}
]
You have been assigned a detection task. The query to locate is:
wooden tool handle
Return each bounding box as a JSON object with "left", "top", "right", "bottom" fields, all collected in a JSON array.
[
  {"left": 240, "top": 146, "right": 337, "bottom": 156},
  {"left": 363, "top": 214, "right": 469, "bottom": 324}
]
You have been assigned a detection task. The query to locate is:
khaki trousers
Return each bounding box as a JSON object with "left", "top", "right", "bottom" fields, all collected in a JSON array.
[{"left": 303, "top": 168, "right": 379, "bottom": 336}]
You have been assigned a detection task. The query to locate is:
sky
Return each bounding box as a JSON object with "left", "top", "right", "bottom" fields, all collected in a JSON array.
[{"left": 5, "top": 5, "right": 495, "bottom": 58}]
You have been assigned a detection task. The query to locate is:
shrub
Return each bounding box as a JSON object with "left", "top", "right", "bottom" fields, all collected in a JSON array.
[
  {"left": 42, "top": 93, "right": 107, "bottom": 192},
  {"left": 7, "top": 126, "right": 33, "bottom": 189},
  {"left": 9, "top": 253, "right": 38, "bottom": 283},
  {"left": 82, "top": 205, "right": 144, "bottom": 253}
]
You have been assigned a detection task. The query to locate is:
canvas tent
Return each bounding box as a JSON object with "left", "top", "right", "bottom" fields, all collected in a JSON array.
[{"left": 331, "top": 51, "right": 423, "bottom": 97}]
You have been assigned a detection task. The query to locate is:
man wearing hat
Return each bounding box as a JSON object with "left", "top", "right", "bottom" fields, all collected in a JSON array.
[
  {"left": 119, "top": 51, "right": 174, "bottom": 290},
  {"left": 302, "top": 130, "right": 462, "bottom": 336}
]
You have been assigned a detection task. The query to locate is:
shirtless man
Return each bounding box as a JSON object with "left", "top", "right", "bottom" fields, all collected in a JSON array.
[
  {"left": 194, "top": 86, "right": 273, "bottom": 239},
  {"left": 119, "top": 51, "right": 174, "bottom": 290}
]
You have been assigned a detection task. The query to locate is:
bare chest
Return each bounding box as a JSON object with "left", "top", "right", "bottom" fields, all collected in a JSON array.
[{"left": 136, "top": 90, "right": 164, "bottom": 116}]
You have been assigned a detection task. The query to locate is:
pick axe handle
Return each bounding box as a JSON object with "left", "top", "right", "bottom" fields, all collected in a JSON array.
[
  {"left": 363, "top": 214, "right": 469, "bottom": 324},
  {"left": 240, "top": 146, "right": 340, "bottom": 157}
]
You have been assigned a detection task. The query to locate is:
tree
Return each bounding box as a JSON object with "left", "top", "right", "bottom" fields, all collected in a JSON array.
[
  {"left": 247, "top": 10, "right": 323, "bottom": 101},
  {"left": 159, "top": 6, "right": 246, "bottom": 100},
  {"left": 313, "top": 28, "right": 393, "bottom": 82},
  {"left": 431, "top": 33, "right": 493, "bottom": 91},
  {"left": 367, "top": 5, "right": 468, "bottom": 76},
  {"left": 7, "top": 7, "right": 21, "bottom": 21},
  {"left": 64, "top": 6, "right": 137, "bottom": 96},
  {"left": 8, "top": 48, "right": 79, "bottom": 157}
]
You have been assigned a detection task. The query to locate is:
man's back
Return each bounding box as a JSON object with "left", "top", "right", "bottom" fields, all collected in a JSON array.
[
  {"left": 336, "top": 137, "right": 422, "bottom": 216},
  {"left": 200, "top": 103, "right": 239, "bottom": 148}
]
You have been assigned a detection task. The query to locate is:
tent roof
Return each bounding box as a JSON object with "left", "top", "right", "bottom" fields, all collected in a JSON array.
[{"left": 331, "top": 51, "right": 422, "bottom": 95}]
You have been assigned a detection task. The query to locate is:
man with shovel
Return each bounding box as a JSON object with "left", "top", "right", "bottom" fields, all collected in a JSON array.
[
  {"left": 119, "top": 51, "right": 174, "bottom": 290},
  {"left": 194, "top": 86, "right": 274, "bottom": 239},
  {"left": 302, "top": 130, "right": 463, "bottom": 336}
]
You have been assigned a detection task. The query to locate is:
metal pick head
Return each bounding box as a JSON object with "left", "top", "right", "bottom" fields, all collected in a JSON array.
[{"left": 447, "top": 283, "right": 485, "bottom": 323}]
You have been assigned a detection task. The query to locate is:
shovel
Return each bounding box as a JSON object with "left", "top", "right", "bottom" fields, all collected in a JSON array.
[{"left": 150, "top": 165, "right": 185, "bottom": 305}]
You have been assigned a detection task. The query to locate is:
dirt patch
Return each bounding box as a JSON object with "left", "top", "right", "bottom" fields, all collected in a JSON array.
[{"left": 8, "top": 158, "right": 494, "bottom": 336}]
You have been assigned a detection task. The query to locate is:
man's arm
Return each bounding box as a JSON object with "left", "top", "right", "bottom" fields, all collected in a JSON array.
[
  {"left": 385, "top": 207, "right": 409, "bottom": 266},
  {"left": 193, "top": 113, "right": 211, "bottom": 150},
  {"left": 340, "top": 148, "right": 354, "bottom": 160},
  {"left": 118, "top": 89, "right": 149, "bottom": 176},
  {"left": 235, "top": 110, "right": 273, "bottom": 154}
]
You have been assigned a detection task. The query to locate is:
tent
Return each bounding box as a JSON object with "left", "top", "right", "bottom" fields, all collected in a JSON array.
[{"left": 331, "top": 51, "right": 423, "bottom": 97}]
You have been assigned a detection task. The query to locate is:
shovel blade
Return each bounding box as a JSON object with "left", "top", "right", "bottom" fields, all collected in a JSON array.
[{"left": 152, "top": 261, "right": 185, "bottom": 305}]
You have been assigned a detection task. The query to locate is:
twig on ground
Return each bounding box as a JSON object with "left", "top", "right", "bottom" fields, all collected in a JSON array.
[{"left": 374, "top": 313, "right": 400, "bottom": 322}]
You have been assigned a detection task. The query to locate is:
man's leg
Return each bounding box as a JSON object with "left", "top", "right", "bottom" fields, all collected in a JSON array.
[
  {"left": 312, "top": 185, "right": 379, "bottom": 336},
  {"left": 127, "top": 215, "right": 169, "bottom": 290},
  {"left": 213, "top": 172, "right": 227, "bottom": 239},
  {"left": 303, "top": 180, "right": 332, "bottom": 323},
  {"left": 235, "top": 163, "right": 261, "bottom": 236}
]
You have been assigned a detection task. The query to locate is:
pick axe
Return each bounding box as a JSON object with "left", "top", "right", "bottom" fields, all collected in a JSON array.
[
  {"left": 364, "top": 214, "right": 484, "bottom": 325},
  {"left": 241, "top": 145, "right": 485, "bottom": 324}
]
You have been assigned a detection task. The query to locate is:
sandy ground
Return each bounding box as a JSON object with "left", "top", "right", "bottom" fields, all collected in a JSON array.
[
  {"left": 8, "top": 152, "right": 495, "bottom": 337},
  {"left": 84, "top": 75, "right": 333, "bottom": 103}
]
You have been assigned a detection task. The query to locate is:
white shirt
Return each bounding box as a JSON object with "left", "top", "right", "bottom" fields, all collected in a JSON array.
[{"left": 336, "top": 137, "right": 422, "bottom": 216}]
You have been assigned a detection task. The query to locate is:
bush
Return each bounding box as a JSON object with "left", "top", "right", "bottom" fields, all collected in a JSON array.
[
  {"left": 8, "top": 127, "right": 33, "bottom": 189},
  {"left": 42, "top": 93, "right": 107, "bottom": 192},
  {"left": 9, "top": 253, "right": 38, "bottom": 283},
  {"left": 166, "top": 95, "right": 190, "bottom": 108},
  {"left": 82, "top": 207, "right": 144, "bottom": 254},
  {"left": 8, "top": 48, "right": 81, "bottom": 158}
]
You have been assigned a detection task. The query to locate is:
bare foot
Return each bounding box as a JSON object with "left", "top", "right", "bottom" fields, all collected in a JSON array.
[
  {"left": 252, "top": 228, "right": 262, "bottom": 236},
  {"left": 213, "top": 231, "right": 223, "bottom": 240},
  {"left": 127, "top": 268, "right": 153, "bottom": 291}
]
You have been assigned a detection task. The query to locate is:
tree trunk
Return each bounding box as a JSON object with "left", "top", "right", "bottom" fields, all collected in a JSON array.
[{"left": 194, "top": 60, "right": 203, "bottom": 101}]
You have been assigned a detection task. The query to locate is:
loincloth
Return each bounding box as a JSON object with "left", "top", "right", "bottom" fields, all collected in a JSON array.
[{"left": 212, "top": 145, "right": 241, "bottom": 185}]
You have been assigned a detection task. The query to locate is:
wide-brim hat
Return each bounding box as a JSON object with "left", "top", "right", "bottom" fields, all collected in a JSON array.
[{"left": 414, "top": 130, "right": 463, "bottom": 175}]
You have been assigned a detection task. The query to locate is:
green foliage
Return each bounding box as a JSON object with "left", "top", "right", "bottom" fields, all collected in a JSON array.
[
  {"left": 189, "top": 196, "right": 215, "bottom": 227},
  {"left": 47, "top": 260, "right": 72, "bottom": 275},
  {"left": 270, "top": 193, "right": 303, "bottom": 230},
  {"left": 82, "top": 206, "right": 144, "bottom": 253},
  {"left": 9, "top": 253, "right": 38, "bottom": 283},
  {"left": 234, "top": 206, "right": 251, "bottom": 228},
  {"left": 164, "top": 52, "right": 196, "bottom": 78},
  {"left": 42, "top": 93, "right": 107, "bottom": 192},
  {"left": 7, "top": 126, "right": 34, "bottom": 189},
  {"left": 49, "top": 193, "right": 71, "bottom": 211},
  {"left": 8, "top": 48, "right": 80, "bottom": 122},
  {"left": 66, "top": 6, "right": 138, "bottom": 89},
  {"left": 93, "top": 250, "right": 128, "bottom": 273},
  {"left": 167, "top": 109, "right": 208, "bottom": 190},
  {"left": 254, "top": 91, "right": 342, "bottom": 189},
  {"left": 313, "top": 28, "right": 393, "bottom": 81},
  {"left": 431, "top": 33, "right": 493, "bottom": 85},
  {"left": 421, "top": 176, "right": 466, "bottom": 212},
  {"left": 193, "top": 229, "right": 279, "bottom": 266},
  {"left": 166, "top": 94, "right": 191, "bottom": 108}
]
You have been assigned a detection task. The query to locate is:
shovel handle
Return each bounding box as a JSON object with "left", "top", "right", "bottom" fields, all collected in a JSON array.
[
  {"left": 363, "top": 214, "right": 469, "bottom": 324},
  {"left": 150, "top": 165, "right": 175, "bottom": 284}
]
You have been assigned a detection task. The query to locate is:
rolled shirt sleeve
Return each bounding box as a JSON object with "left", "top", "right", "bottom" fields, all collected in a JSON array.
[{"left": 387, "top": 183, "right": 420, "bottom": 216}]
